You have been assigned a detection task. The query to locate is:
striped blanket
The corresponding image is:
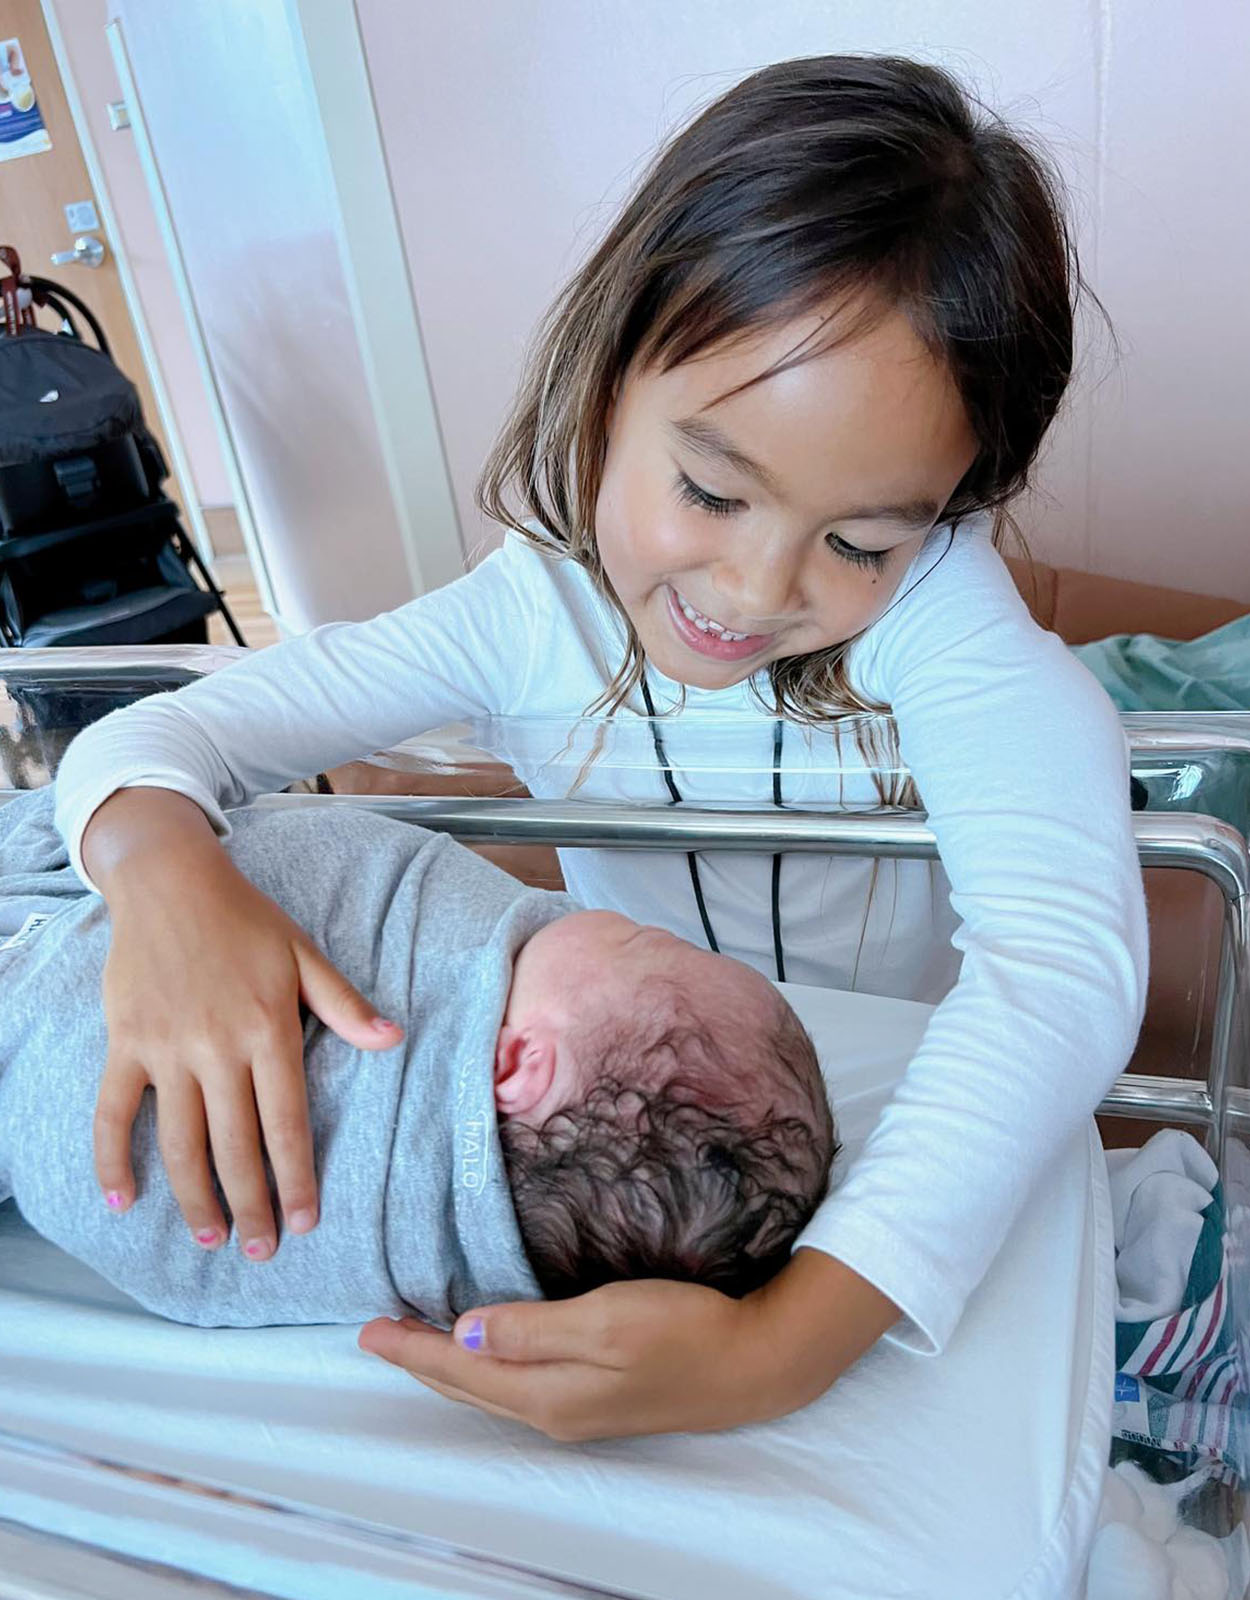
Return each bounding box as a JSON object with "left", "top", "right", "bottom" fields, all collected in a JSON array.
[{"left": 1112, "top": 1170, "right": 1245, "bottom": 1473}]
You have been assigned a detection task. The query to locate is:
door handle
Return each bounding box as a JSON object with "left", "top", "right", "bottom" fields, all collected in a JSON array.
[{"left": 50, "top": 235, "right": 105, "bottom": 269}]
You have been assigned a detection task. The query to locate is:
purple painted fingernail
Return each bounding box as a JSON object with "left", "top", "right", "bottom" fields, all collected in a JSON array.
[
  {"left": 459, "top": 1317, "right": 485, "bottom": 1352},
  {"left": 105, "top": 1191, "right": 126, "bottom": 1212}
]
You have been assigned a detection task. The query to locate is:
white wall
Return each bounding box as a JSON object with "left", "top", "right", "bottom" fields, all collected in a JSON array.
[
  {"left": 357, "top": 0, "right": 1250, "bottom": 602},
  {"left": 96, "top": 0, "right": 423, "bottom": 631}
]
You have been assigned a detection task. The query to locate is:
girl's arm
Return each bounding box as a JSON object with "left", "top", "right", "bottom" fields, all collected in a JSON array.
[
  {"left": 797, "top": 530, "right": 1147, "bottom": 1353},
  {"left": 358, "top": 530, "right": 1146, "bottom": 1435},
  {"left": 81, "top": 786, "right": 404, "bottom": 1253},
  {"left": 359, "top": 1249, "right": 899, "bottom": 1440},
  {"left": 56, "top": 542, "right": 542, "bottom": 886},
  {"left": 58, "top": 542, "right": 543, "bottom": 1252}
]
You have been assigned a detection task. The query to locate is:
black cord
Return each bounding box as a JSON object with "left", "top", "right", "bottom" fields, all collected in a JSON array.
[
  {"left": 639, "top": 675, "right": 786, "bottom": 979},
  {"left": 641, "top": 677, "right": 720, "bottom": 953},
  {"left": 641, "top": 676, "right": 683, "bottom": 805},
  {"left": 770, "top": 718, "right": 787, "bottom": 982}
]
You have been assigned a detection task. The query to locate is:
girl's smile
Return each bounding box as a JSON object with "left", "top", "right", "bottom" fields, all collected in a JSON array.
[
  {"left": 664, "top": 587, "right": 776, "bottom": 663},
  {"left": 594, "top": 298, "right": 978, "bottom": 690}
]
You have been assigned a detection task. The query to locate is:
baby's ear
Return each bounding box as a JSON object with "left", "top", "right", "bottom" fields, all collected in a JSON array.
[{"left": 492, "top": 1025, "right": 558, "bottom": 1115}]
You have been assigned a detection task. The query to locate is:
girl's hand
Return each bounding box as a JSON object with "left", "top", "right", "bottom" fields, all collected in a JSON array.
[
  {"left": 83, "top": 788, "right": 402, "bottom": 1256},
  {"left": 358, "top": 1250, "right": 899, "bottom": 1441}
]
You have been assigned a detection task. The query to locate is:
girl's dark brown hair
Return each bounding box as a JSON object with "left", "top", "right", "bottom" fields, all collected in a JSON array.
[{"left": 479, "top": 53, "right": 1084, "bottom": 725}]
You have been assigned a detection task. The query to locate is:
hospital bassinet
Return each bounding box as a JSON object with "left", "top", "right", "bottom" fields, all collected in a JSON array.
[{"left": 0, "top": 645, "right": 1246, "bottom": 1600}]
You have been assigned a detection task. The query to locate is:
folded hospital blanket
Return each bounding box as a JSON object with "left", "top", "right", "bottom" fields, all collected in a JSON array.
[
  {"left": 0, "top": 788, "right": 552, "bottom": 1327},
  {"left": 1108, "top": 1131, "right": 1243, "bottom": 1476},
  {"left": 1108, "top": 1130, "right": 1221, "bottom": 1325}
]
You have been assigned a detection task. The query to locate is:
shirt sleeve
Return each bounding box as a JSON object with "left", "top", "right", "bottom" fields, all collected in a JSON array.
[
  {"left": 795, "top": 530, "right": 1149, "bottom": 1353},
  {"left": 54, "top": 539, "right": 543, "bottom": 889}
]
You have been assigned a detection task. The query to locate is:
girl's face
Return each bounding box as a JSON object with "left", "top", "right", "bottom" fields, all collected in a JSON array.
[{"left": 594, "top": 300, "right": 978, "bottom": 690}]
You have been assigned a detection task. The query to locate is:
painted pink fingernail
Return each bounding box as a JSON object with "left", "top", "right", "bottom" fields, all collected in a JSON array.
[
  {"left": 371, "top": 1016, "right": 398, "bottom": 1033},
  {"left": 244, "top": 1237, "right": 272, "bottom": 1260},
  {"left": 195, "top": 1228, "right": 221, "bottom": 1248},
  {"left": 105, "top": 1191, "right": 126, "bottom": 1212},
  {"left": 459, "top": 1317, "right": 485, "bottom": 1353}
]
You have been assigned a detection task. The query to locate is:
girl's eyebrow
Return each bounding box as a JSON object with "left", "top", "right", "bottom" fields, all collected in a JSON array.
[
  {"left": 838, "top": 497, "right": 941, "bottom": 529},
  {"left": 671, "top": 416, "right": 782, "bottom": 495},
  {"left": 670, "top": 416, "right": 940, "bottom": 527}
]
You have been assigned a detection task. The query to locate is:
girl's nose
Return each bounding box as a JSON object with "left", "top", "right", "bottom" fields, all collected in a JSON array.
[{"left": 713, "top": 539, "right": 804, "bottom": 627}]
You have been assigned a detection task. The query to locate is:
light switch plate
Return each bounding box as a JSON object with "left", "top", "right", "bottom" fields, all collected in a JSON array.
[{"left": 64, "top": 200, "right": 100, "bottom": 233}]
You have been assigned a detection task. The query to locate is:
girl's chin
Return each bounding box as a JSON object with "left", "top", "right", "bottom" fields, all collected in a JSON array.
[{"left": 643, "top": 636, "right": 759, "bottom": 691}]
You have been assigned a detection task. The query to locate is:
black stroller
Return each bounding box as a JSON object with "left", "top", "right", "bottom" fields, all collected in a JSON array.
[{"left": 0, "top": 245, "right": 243, "bottom": 649}]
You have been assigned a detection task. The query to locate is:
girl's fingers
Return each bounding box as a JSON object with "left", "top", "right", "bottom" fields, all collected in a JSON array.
[
  {"left": 93, "top": 1056, "right": 149, "bottom": 1210},
  {"left": 359, "top": 1316, "right": 450, "bottom": 1365},
  {"left": 450, "top": 1295, "right": 616, "bottom": 1365},
  {"left": 154, "top": 1077, "right": 227, "bottom": 1245},
  {"left": 357, "top": 1319, "right": 597, "bottom": 1439},
  {"left": 201, "top": 1076, "right": 277, "bottom": 1260},
  {"left": 250, "top": 1020, "right": 318, "bottom": 1235},
  {"left": 359, "top": 1320, "right": 549, "bottom": 1406},
  {"left": 296, "top": 941, "right": 402, "bottom": 1051}
]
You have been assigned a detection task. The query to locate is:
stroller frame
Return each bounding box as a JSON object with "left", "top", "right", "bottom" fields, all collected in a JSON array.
[
  {"left": 0, "top": 494, "right": 245, "bottom": 650},
  {"left": 0, "top": 253, "right": 245, "bottom": 650}
]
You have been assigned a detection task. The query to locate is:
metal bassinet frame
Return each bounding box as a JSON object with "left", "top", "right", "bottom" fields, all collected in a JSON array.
[{"left": 0, "top": 649, "right": 1246, "bottom": 1597}]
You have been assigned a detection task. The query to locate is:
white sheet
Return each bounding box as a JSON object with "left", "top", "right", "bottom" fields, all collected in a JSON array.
[{"left": 0, "top": 984, "right": 1114, "bottom": 1600}]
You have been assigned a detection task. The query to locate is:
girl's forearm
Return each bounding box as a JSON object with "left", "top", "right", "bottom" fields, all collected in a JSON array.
[
  {"left": 81, "top": 787, "right": 225, "bottom": 900},
  {"left": 746, "top": 1248, "right": 901, "bottom": 1415}
]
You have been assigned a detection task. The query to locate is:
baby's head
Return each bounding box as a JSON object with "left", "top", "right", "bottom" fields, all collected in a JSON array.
[{"left": 495, "top": 911, "right": 835, "bottom": 1299}]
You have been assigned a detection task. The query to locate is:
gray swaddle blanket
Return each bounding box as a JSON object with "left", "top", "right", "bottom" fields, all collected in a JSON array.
[{"left": 0, "top": 788, "right": 561, "bottom": 1327}]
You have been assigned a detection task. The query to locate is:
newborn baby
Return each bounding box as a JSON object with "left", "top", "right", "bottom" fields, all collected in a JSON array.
[{"left": 0, "top": 789, "right": 834, "bottom": 1328}]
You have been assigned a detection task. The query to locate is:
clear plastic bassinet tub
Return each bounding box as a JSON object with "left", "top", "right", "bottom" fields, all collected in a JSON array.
[{"left": 0, "top": 644, "right": 1247, "bottom": 1600}]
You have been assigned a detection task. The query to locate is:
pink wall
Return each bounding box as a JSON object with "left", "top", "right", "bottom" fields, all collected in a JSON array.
[
  {"left": 47, "top": 2, "right": 1250, "bottom": 603},
  {"left": 1082, "top": 3, "right": 1250, "bottom": 599},
  {"left": 357, "top": 1, "right": 1250, "bottom": 603},
  {"left": 47, "top": 0, "right": 233, "bottom": 509}
]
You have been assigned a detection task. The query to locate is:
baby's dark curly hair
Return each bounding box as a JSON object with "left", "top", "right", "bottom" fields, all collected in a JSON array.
[{"left": 500, "top": 993, "right": 836, "bottom": 1299}]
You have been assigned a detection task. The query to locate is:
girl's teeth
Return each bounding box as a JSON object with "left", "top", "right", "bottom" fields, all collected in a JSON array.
[{"left": 677, "top": 596, "right": 749, "bottom": 641}]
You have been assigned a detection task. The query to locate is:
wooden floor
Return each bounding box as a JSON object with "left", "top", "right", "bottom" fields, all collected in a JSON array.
[{"left": 208, "top": 555, "right": 279, "bottom": 650}]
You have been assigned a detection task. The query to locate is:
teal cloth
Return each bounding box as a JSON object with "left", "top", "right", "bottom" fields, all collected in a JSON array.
[{"left": 1073, "top": 614, "right": 1250, "bottom": 712}]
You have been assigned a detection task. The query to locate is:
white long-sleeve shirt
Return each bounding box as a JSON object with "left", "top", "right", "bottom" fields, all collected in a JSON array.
[{"left": 54, "top": 524, "right": 1148, "bottom": 1352}]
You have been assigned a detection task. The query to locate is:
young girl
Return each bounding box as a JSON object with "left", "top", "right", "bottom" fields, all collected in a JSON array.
[{"left": 56, "top": 55, "right": 1146, "bottom": 1439}]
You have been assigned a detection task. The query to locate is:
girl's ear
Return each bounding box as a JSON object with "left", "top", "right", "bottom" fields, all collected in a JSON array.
[{"left": 492, "top": 1025, "right": 558, "bottom": 1115}]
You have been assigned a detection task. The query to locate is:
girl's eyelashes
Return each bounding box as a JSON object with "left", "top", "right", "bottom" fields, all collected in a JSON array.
[
  {"left": 826, "top": 534, "right": 890, "bottom": 571},
  {"left": 676, "top": 468, "right": 889, "bottom": 570},
  {"left": 675, "top": 470, "right": 739, "bottom": 518}
]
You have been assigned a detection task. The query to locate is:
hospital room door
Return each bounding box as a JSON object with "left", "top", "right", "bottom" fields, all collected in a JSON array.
[{"left": 0, "top": 0, "right": 193, "bottom": 525}]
